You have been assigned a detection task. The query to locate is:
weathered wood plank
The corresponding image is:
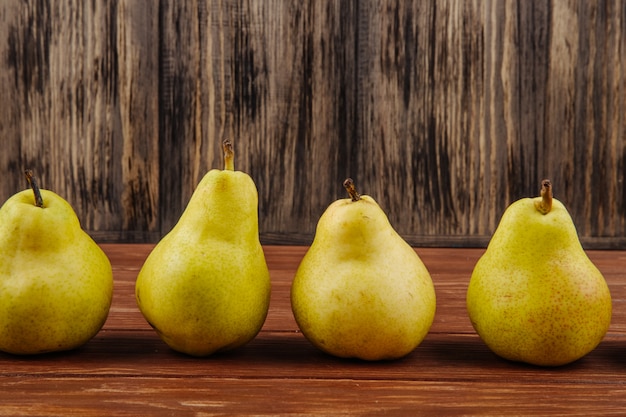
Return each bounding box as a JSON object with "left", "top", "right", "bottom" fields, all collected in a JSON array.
[
  {"left": 116, "top": 0, "right": 160, "bottom": 238},
  {"left": 158, "top": 0, "right": 217, "bottom": 234},
  {"left": 2, "top": 375, "right": 626, "bottom": 417},
  {"left": 0, "top": 4, "right": 22, "bottom": 199},
  {"left": 0, "top": 1, "right": 624, "bottom": 247},
  {"left": 544, "top": 0, "right": 625, "bottom": 238},
  {"left": 0, "top": 1, "right": 160, "bottom": 242}
]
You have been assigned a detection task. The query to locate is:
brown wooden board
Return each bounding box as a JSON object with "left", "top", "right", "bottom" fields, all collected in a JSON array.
[{"left": 0, "top": 245, "right": 625, "bottom": 415}]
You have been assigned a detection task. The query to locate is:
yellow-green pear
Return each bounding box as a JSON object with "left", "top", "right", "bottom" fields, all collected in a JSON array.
[
  {"left": 291, "top": 179, "right": 436, "bottom": 361},
  {"left": 467, "top": 180, "right": 612, "bottom": 366},
  {"left": 135, "top": 140, "right": 270, "bottom": 356},
  {"left": 0, "top": 170, "right": 113, "bottom": 355}
]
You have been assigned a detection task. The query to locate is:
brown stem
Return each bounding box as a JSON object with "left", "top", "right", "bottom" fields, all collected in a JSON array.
[
  {"left": 25, "top": 169, "right": 44, "bottom": 208},
  {"left": 343, "top": 178, "right": 361, "bottom": 202},
  {"left": 223, "top": 139, "right": 235, "bottom": 171},
  {"left": 534, "top": 179, "right": 552, "bottom": 215}
]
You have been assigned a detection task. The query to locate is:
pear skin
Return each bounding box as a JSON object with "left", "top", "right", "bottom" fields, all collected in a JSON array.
[
  {"left": 466, "top": 180, "right": 612, "bottom": 366},
  {"left": 135, "top": 141, "right": 270, "bottom": 356},
  {"left": 291, "top": 179, "right": 436, "bottom": 361},
  {"left": 0, "top": 171, "right": 113, "bottom": 355}
]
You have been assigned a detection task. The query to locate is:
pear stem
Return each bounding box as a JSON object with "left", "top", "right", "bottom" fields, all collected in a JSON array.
[
  {"left": 343, "top": 178, "right": 361, "bottom": 202},
  {"left": 223, "top": 139, "right": 235, "bottom": 171},
  {"left": 534, "top": 179, "right": 552, "bottom": 215},
  {"left": 25, "top": 169, "right": 44, "bottom": 208}
]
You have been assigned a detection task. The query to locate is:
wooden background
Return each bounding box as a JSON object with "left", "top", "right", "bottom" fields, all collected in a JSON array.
[{"left": 0, "top": 0, "right": 624, "bottom": 248}]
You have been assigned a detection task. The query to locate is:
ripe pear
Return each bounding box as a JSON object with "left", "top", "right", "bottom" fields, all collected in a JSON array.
[
  {"left": 0, "top": 170, "right": 113, "bottom": 355},
  {"left": 291, "top": 179, "right": 436, "bottom": 361},
  {"left": 135, "top": 140, "right": 271, "bottom": 356},
  {"left": 466, "top": 180, "right": 612, "bottom": 366}
]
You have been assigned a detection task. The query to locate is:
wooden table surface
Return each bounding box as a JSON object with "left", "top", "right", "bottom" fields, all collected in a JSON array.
[{"left": 1, "top": 245, "right": 625, "bottom": 416}]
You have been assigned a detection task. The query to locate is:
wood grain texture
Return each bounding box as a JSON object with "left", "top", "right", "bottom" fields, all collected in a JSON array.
[
  {"left": 0, "top": 1, "right": 624, "bottom": 247},
  {"left": 0, "top": 0, "right": 160, "bottom": 242},
  {"left": 0, "top": 245, "right": 625, "bottom": 416}
]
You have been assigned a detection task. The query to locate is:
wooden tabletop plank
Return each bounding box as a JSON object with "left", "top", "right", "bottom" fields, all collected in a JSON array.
[
  {"left": 1, "top": 245, "right": 625, "bottom": 416},
  {"left": 2, "top": 376, "right": 626, "bottom": 416}
]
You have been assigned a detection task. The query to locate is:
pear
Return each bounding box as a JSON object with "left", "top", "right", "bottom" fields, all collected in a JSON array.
[
  {"left": 291, "top": 179, "right": 436, "bottom": 361},
  {"left": 0, "top": 170, "right": 113, "bottom": 355},
  {"left": 135, "top": 140, "right": 271, "bottom": 356},
  {"left": 466, "top": 179, "right": 612, "bottom": 366}
]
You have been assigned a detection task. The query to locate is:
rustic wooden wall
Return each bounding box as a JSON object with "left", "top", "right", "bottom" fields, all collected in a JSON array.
[{"left": 1, "top": 0, "right": 624, "bottom": 248}]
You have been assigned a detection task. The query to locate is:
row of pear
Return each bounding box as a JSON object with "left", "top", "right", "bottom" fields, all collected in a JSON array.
[{"left": 0, "top": 153, "right": 612, "bottom": 366}]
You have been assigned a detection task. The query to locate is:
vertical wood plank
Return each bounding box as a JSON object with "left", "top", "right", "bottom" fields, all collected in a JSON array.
[
  {"left": 117, "top": 0, "right": 160, "bottom": 237},
  {"left": 159, "top": 0, "right": 213, "bottom": 235},
  {"left": 2, "top": 0, "right": 54, "bottom": 196},
  {"left": 0, "top": 2, "right": 23, "bottom": 198},
  {"left": 545, "top": 0, "right": 580, "bottom": 214},
  {"left": 544, "top": 0, "right": 625, "bottom": 239}
]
